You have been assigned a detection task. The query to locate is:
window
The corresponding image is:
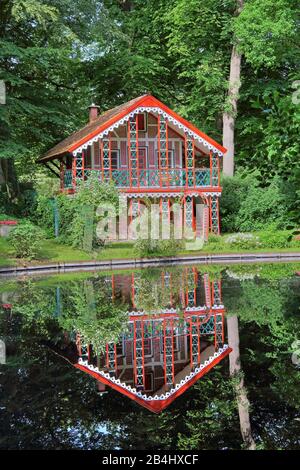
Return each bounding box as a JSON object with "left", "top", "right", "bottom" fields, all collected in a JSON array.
[
  {"left": 144, "top": 338, "right": 153, "bottom": 357},
  {"left": 138, "top": 147, "right": 148, "bottom": 169},
  {"left": 137, "top": 113, "right": 147, "bottom": 132},
  {"left": 111, "top": 150, "right": 119, "bottom": 169},
  {"left": 144, "top": 372, "right": 154, "bottom": 392},
  {"left": 85, "top": 146, "right": 92, "bottom": 168}
]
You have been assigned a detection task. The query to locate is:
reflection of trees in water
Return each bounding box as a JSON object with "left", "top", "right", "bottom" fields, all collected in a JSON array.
[
  {"left": 133, "top": 268, "right": 185, "bottom": 312},
  {"left": 227, "top": 315, "right": 256, "bottom": 449},
  {"left": 0, "top": 271, "right": 300, "bottom": 449},
  {"left": 223, "top": 274, "right": 300, "bottom": 449},
  {"left": 5, "top": 277, "right": 128, "bottom": 354}
]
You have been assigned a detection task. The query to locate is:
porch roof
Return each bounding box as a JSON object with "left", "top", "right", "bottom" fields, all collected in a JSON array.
[{"left": 37, "top": 94, "right": 226, "bottom": 163}]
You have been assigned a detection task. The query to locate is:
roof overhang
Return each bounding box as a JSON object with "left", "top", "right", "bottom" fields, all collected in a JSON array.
[
  {"left": 74, "top": 345, "right": 231, "bottom": 413},
  {"left": 38, "top": 95, "right": 226, "bottom": 164},
  {"left": 69, "top": 95, "right": 226, "bottom": 158}
]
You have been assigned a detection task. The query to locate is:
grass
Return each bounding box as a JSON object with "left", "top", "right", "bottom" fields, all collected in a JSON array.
[{"left": 0, "top": 235, "right": 300, "bottom": 269}]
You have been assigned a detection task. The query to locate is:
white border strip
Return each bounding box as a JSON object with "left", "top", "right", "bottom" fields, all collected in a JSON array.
[
  {"left": 72, "top": 106, "right": 224, "bottom": 157},
  {"left": 126, "top": 305, "right": 224, "bottom": 316},
  {"left": 78, "top": 344, "right": 229, "bottom": 401},
  {"left": 125, "top": 192, "right": 222, "bottom": 198}
]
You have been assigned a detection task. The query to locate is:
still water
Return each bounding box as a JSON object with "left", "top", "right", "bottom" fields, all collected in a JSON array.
[{"left": 0, "top": 263, "right": 300, "bottom": 450}]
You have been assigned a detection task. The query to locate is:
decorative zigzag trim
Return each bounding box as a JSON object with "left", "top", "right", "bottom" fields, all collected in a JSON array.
[
  {"left": 72, "top": 107, "right": 224, "bottom": 157},
  {"left": 78, "top": 344, "right": 229, "bottom": 401},
  {"left": 126, "top": 305, "right": 224, "bottom": 316}
]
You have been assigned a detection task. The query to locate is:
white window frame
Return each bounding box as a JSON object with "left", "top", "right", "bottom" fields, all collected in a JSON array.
[{"left": 137, "top": 146, "right": 148, "bottom": 169}]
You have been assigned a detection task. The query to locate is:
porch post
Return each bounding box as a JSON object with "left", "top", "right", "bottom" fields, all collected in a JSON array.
[
  {"left": 185, "top": 135, "right": 195, "bottom": 187},
  {"left": 189, "top": 315, "right": 200, "bottom": 368},
  {"left": 203, "top": 273, "right": 211, "bottom": 307},
  {"left": 209, "top": 194, "right": 220, "bottom": 234},
  {"left": 109, "top": 133, "right": 112, "bottom": 182},
  {"left": 60, "top": 160, "right": 64, "bottom": 191},
  {"left": 103, "top": 138, "right": 110, "bottom": 183},
  {"left": 157, "top": 114, "right": 161, "bottom": 187},
  {"left": 164, "top": 319, "right": 175, "bottom": 385},
  {"left": 134, "top": 319, "right": 145, "bottom": 389},
  {"left": 183, "top": 195, "right": 193, "bottom": 237},
  {"left": 193, "top": 267, "right": 198, "bottom": 306},
  {"left": 128, "top": 116, "right": 138, "bottom": 188},
  {"left": 211, "top": 152, "right": 219, "bottom": 187},
  {"left": 128, "top": 198, "right": 133, "bottom": 239},
  {"left": 203, "top": 204, "right": 209, "bottom": 241},
  {"left": 100, "top": 140, "right": 104, "bottom": 182},
  {"left": 161, "top": 197, "right": 170, "bottom": 239},
  {"left": 136, "top": 114, "right": 140, "bottom": 189},
  {"left": 157, "top": 114, "right": 168, "bottom": 188},
  {"left": 72, "top": 150, "right": 85, "bottom": 189}
]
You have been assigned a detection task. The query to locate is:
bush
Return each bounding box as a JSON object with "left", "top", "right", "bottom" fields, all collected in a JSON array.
[
  {"left": 206, "top": 234, "right": 224, "bottom": 251},
  {"left": 220, "top": 173, "right": 250, "bottom": 232},
  {"left": 133, "top": 237, "right": 183, "bottom": 258},
  {"left": 258, "top": 229, "right": 291, "bottom": 248},
  {"left": 220, "top": 171, "right": 290, "bottom": 232},
  {"left": 224, "top": 233, "right": 262, "bottom": 250},
  {"left": 8, "top": 222, "right": 44, "bottom": 259}
]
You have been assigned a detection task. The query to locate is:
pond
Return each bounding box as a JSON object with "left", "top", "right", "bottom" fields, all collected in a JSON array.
[{"left": 0, "top": 263, "right": 300, "bottom": 450}]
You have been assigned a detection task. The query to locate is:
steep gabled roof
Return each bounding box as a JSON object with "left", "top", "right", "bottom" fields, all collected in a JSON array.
[
  {"left": 38, "top": 94, "right": 226, "bottom": 163},
  {"left": 74, "top": 346, "right": 231, "bottom": 413}
]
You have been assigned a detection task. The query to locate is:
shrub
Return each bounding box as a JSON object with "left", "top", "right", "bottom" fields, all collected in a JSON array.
[
  {"left": 258, "top": 229, "right": 291, "bottom": 248},
  {"left": 220, "top": 171, "right": 290, "bottom": 232},
  {"left": 69, "top": 175, "right": 119, "bottom": 251},
  {"left": 224, "top": 233, "right": 262, "bottom": 250},
  {"left": 133, "top": 237, "right": 183, "bottom": 258},
  {"left": 206, "top": 234, "right": 224, "bottom": 251},
  {"left": 33, "top": 175, "right": 119, "bottom": 251},
  {"left": 235, "top": 177, "right": 289, "bottom": 231},
  {"left": 220, "top": 173, "right": 250, "bottom": 232},
  {"left": 8, "top": 222, "right": 44, "bottom": 259}
]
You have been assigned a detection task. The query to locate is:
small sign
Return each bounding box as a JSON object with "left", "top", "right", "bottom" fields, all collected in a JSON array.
[
  {"left": 0, "top": 339, "right": 5, "bottom": 364},
  {"left": 0, "top": 80, "right": 6, "bottom": 105}
]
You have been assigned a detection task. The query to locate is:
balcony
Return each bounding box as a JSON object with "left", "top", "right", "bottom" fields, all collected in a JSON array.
[{"left": 63, "top": 168, "right": 216, "bottom": 191}]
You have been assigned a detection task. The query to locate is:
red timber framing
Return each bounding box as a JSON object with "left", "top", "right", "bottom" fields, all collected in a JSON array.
[
  {"left": 157, "top": 114, "right": 169, "bottom": 188},
  {"left": 133, "top": 319, "right": 145, "bottom": 388},
  {"left": 163, "top": 318, "right": 175, "bottom": 385},
  {"left": 185, "top": 134, "right": 195, "bottom": 188},
  {"left": 67, "top": 269, "right": 230, "bottom": 413},
  {"left": 209, "top": 195, "right": 220, "bottom": 235},
  {"left": 74, "top": 347, "right": 231, "bottom": 414},
  {"left": 102, "top": 136, "right": 112, "bottom": 182},
  {"left": 42, "top": 95, "right": 226, "bottom": 238}
]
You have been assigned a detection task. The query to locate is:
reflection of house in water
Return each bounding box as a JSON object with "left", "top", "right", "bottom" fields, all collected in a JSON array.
[{"left": 71, "top": 269, "right": 232, "bottom": 413}]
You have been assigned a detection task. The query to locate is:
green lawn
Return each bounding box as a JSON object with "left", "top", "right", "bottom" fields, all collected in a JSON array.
[{"left": 1, "top": 236, "right": 300, "bottom": 268}]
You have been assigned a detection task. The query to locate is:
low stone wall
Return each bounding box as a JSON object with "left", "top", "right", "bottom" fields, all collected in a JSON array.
[{"left": 0, "top": 220, "right": 17, "bottom": 237}]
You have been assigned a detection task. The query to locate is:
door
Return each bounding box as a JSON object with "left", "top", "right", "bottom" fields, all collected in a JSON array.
[{"left": 138, "top": 147, "right": 148, "bottom": 186}]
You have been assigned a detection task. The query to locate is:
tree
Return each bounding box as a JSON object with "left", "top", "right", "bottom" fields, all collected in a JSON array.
[
  {"left": 0, "top": 1, "right": 104, "bottom": 202},
  {"left": 222, "top": 0, "right": 244, "bottom": 177}
]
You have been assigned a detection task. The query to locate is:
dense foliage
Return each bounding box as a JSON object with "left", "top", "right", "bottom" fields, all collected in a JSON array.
[
  {"left": 1, "top": 267, "right": 300, "bottom": 449},
  {"left": 34, "top": 175, "right": 119, "bottom": 251},
  {"left": 0, "top": 0, "right": 299, "bottom": 229}
]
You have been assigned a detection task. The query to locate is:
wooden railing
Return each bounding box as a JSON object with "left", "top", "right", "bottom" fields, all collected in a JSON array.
[{"left": 63, "top": 168, "right": 218, "bottom": 190}]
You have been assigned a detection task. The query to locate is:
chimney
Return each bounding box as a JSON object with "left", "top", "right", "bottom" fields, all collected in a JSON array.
[{"left": 88, "top": 103, "right": 100, "bottom": 123}]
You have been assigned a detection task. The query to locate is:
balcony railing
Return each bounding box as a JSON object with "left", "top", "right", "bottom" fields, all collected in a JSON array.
[{"left": 63, "top": 168, "right": 214, "bottom": 190}]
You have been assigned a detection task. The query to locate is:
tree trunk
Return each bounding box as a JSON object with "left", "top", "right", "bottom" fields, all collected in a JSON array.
[
  {"left": 0, "top": 158, "right": 20, "bottom": 201},
  {"left": 227, "top": 315, "right": 256, "bottom": 450},
  {"left": 222, "top": 0, "right": 244, "bottom": 177}
]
